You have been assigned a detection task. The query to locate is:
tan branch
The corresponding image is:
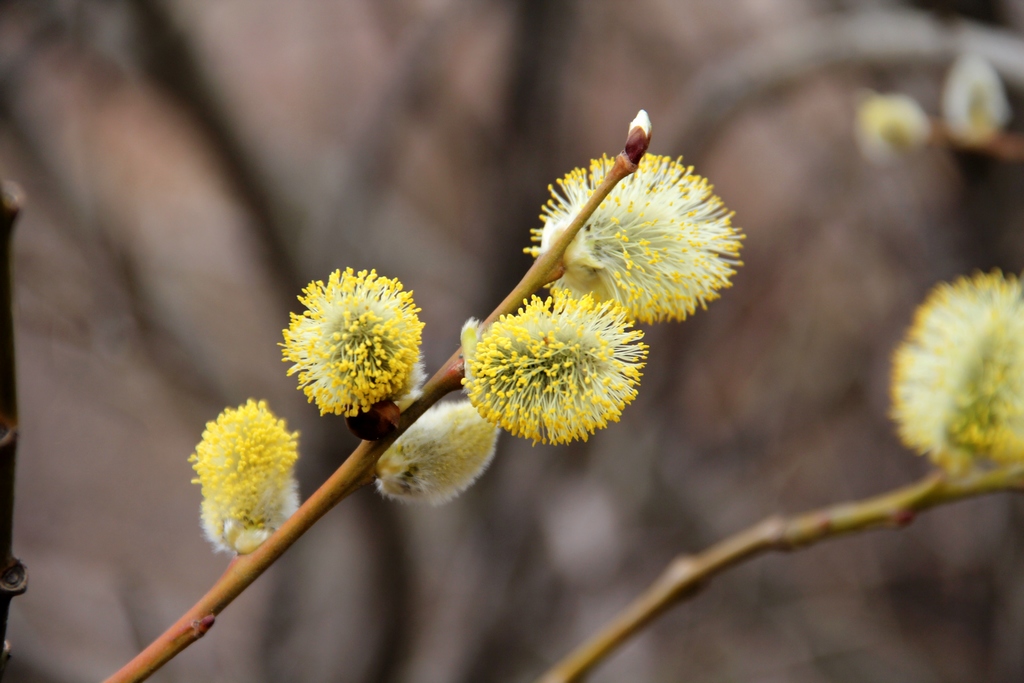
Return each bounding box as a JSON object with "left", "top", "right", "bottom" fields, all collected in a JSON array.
[{"left": 537, "top": 464, "right": 1024, "bottom": 683}]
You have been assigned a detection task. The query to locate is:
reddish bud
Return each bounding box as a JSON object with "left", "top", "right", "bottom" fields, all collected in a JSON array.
[
  {"left": 624, "top": 109, "right": 652, "bottom": 165},
  {"left": 346, "top": 400, "right": 401, "bottom": 441},
  {"left": 191, "top": 614, "right": 215, "bottom": 637},
  {"left": 890, "top": 509, "right": 916, "bottom": 527}
]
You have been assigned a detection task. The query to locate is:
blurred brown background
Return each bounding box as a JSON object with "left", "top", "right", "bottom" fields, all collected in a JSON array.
[{"left": 1, "top": 0, "right": 1024, "bottom": 681}]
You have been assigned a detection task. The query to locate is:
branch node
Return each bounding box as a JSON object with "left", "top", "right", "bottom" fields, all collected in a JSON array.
[
  {"left": 813, "top": 514, "right": 832, "bottom": 536},
  {"left": 190, "top": 614, "right": 215, "bottom": 638},
  {"left": 615, "top": 152, "right": 638, "bottom": 176},
  {"left": 889, "top": 509, "right": 916, "bottom": 527},
  {"left": 760, "top": 515, "right": 789, "bottom": 545},
  {"left": 544, "top": 263, "right": 566, "bottom": 285},
  {"left": 0, "top": 560, "right": 26, "bottom": 597},
  {"left": 664, "top": 556, "right": 697, "bottom": 585},
  {"left": 0, "top": 184, "right": 23, "bottom": 232},
  {"left": 444, "top": 359, "right": 466, "bottom": 384}
]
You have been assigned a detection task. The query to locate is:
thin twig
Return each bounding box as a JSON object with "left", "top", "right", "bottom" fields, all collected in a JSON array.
[
  {"left": 537, "top": 464, "right": 1024, "bottom": 683},
  {"left": 103, "top": 146, "right": 641, "bottom": 683},
  {"left": 928, "top": 118, "right": 1024, "bottom": 161},
  {"left": 0, "top": 182, "right": 27, "bottom": 681}
]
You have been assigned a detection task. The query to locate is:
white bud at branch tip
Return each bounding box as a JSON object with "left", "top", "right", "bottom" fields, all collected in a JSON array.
[
  {"left": 629, "top": 109, "right": 652, "bottom": 138},
  {"left": 625, "top": 109, "right": 652, "bottom": 165}
]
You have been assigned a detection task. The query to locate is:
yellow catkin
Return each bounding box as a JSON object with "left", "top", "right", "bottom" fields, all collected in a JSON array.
[
  {"left": 375, "top": 401, "right": 499, "bottom": 504},
  {"left": 891, "top": 271, "right": 1024, "bottom": 474},
  {"left": 282, "top": 268, "right": 424, "bottom": 417},
  {"left": 189, "top": 400, "right": 300, "bottom": 554},
  {"left": 463, "top": 290, "right": 648, "bottom": 445},
  {"left": 526, "top": 154, "right": 743, "bottom": 324}
]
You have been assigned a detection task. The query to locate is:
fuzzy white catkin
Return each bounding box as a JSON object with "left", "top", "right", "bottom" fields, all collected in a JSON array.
[
  {"left": 942, "top": 54, "right": 1011, "bottom": 143},
  {"left": 855, "top": 92, "right": 931, "bottom": 163},
  {"left": 375, "top": 401, "right": 499, "bottom": 505}
]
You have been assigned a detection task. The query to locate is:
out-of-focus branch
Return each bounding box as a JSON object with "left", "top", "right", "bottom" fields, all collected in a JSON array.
[
  {"left": 132, "top": 0, "right": 474, "bottom": 280},
  {"left": 130, "top": 0, "right": 299, "bottom": 290},
  {"left": 536, "top": 464, "right": 1024, "bottom": 683},
  {"left": 928, "top": 118, "right": 1024, "bottom": 160},
  {"left": 103, "top": 139, "right": 643, "bottom": 682},
  {"left": 0, "top": 182, "right": 27, "bottom": 681},
  {"left": 673, "top": 8, "right": 1024, "bottom": 160}
]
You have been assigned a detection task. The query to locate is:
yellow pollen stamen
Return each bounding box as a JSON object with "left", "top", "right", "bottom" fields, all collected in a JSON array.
[
  {"left": 189, "top": 400, "right": 300, "bottom": 555},
  {"left": 891, "top": 271, "right": 1024, "bottom": 473},
  {"left": 463, "top": 290, "right": 648, "bottom": 444},
  {"left": 526, "top": 154, "right": 743, "bottom": 323},
  {"left": 282, "top": 268, "right": 424, "bottom": 417}
]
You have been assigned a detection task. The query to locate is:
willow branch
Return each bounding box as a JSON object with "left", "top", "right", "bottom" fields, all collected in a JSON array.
[
  {"left": 673, "top": 8, "right": 1024, "bottom": 160},
  {"left": 104, "top": 139, "right": 641, "bottom": 682},
  {"left": 537, "top": 464, "right": 1024, "bottom": 683}
]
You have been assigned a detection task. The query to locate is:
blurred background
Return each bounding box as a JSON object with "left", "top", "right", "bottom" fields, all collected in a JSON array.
[{"left": 1, "top": 0, "right": 1024, "bottom": 681}]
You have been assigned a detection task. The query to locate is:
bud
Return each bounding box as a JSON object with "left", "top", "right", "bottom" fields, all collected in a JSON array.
[
  {"left": 191, "top": 614, "right": 215, "bottom": 637},
  {"left": 345, "top": 400, "right": 401, "bottom": 441},
  {"left": 624, "top": 109, "right": 652, "bottom": 165}
]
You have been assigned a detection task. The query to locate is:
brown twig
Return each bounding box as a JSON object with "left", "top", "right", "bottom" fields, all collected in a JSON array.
[
  {"left": 537, "top": 464, "right": 1024, "bottom": 683},
  {"left": 103, "top": 139, "right": 643, "bottom": 683},
  {"left": 928, "top": 118, "right": 1024, "bottom": 161},
  {"left": 0, "top": 182, "right": 26, "bottom": 681}
]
